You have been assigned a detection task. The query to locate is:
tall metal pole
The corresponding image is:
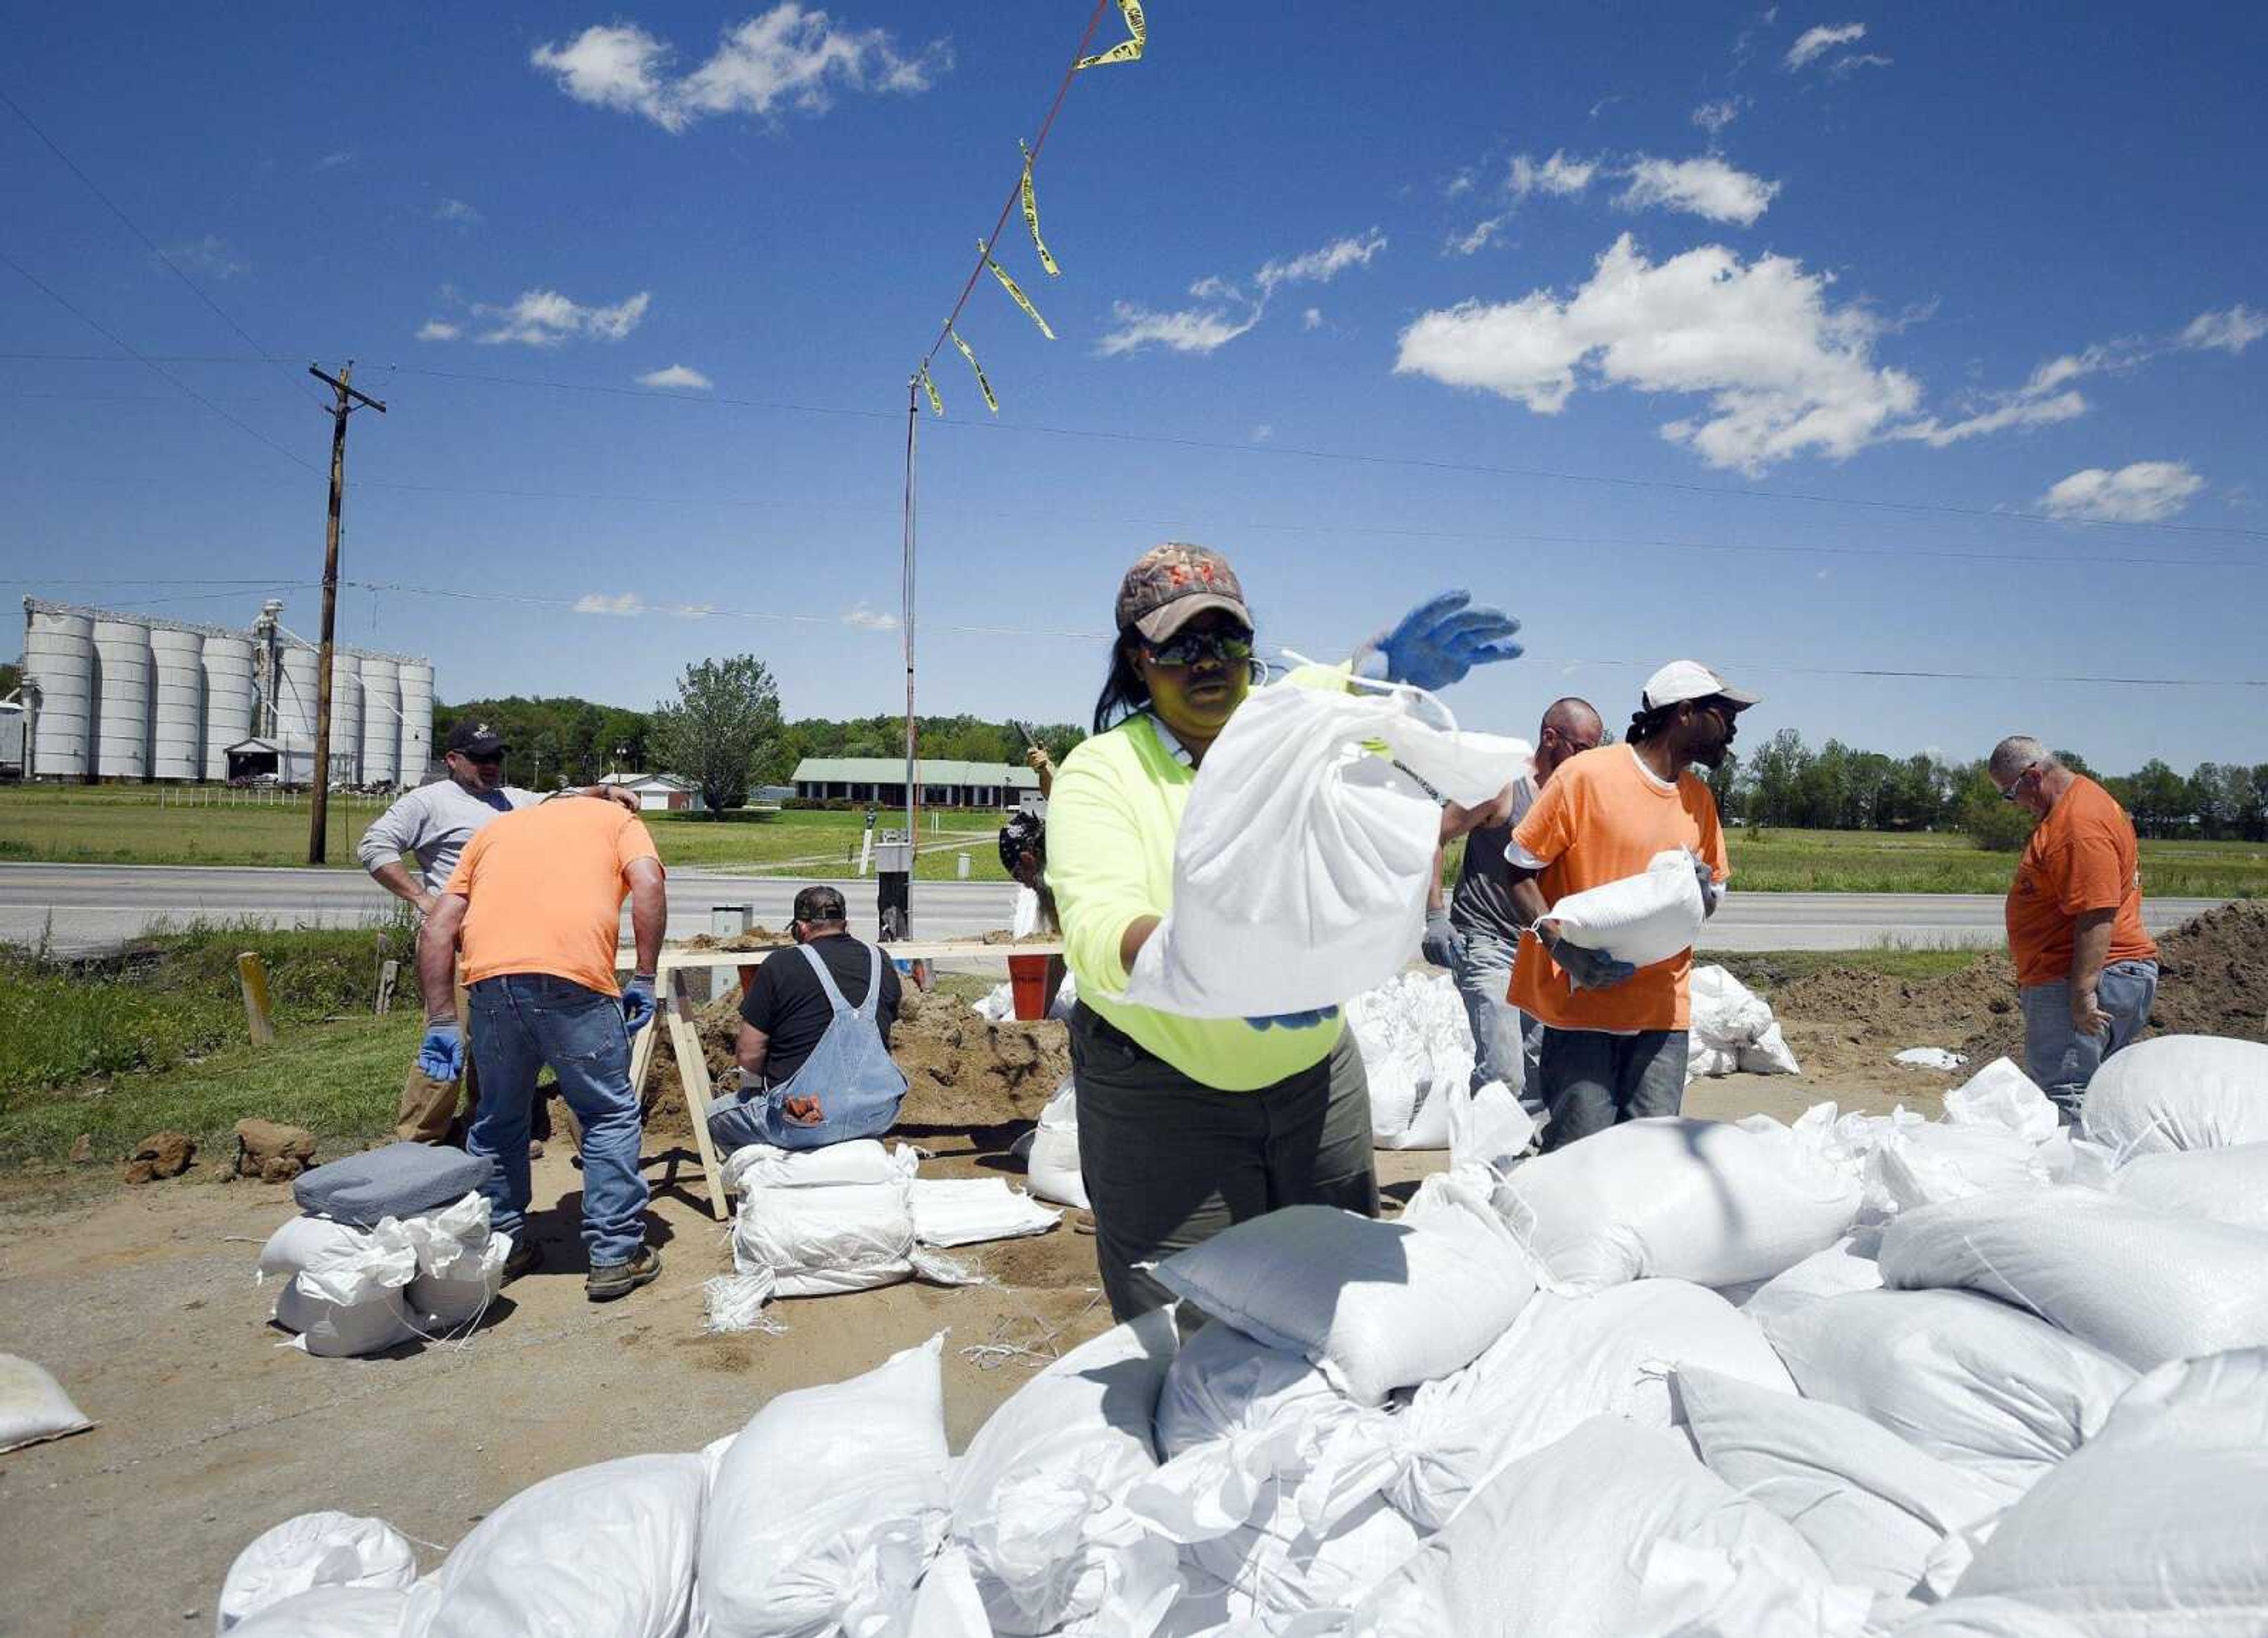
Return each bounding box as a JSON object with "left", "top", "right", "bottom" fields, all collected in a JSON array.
[
  {"left": 900, "top": 377, "right": 920, "bottom": 927},
  {"left": 305, "top": 362, "right": 386, "bottom": 864}
]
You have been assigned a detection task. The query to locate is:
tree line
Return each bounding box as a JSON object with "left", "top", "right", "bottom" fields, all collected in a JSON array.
[{"left": 1716, "top": 729, "right": 2268, "bottom": 848}]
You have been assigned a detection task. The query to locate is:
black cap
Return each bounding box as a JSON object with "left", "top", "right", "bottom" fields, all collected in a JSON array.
[
  {"left": 445, "top": 718, "right": 508, "bottom": 758},
  {"left": 792, "top": 885, "right": 848, "bottom": 925}
]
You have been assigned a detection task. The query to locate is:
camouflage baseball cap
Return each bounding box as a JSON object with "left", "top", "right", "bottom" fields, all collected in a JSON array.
[{"left": 1114, "top": 542, "right": 1252, "bottom": 642}]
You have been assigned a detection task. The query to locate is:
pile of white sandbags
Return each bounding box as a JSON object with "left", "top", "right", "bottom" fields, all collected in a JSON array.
[
  {"left": 256, "top": 1192, "right": 511, "bottom": 1358},
  {"left": 1345, "top": 970, "right": 1474, "bottom": 1150},
  {"left": 1687, "top": 964, "right": 1802, "bottom": 1080},
  {"left": 1012, "top": 1076, "right": 1088, "bottom": 1209}
]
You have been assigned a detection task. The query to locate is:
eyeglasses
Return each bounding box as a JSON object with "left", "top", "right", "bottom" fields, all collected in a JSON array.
[
  {"left": 1146, "top": 629, "right": 1254, "bottom": 668},
  {"left": 1998, "top": 764, "right": 2038, "bottom": 801}
]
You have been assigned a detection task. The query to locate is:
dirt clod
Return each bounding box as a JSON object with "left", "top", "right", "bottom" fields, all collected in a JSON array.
[
  {"left": 70, "top": 1134, "right": 94, "bottom": 1165},
  {"left": 233, "top": 1119, "right": 317, "bottom": 1183},
  {"left": 123, "top": 1131, "right": 196, "bottom": 1185}
]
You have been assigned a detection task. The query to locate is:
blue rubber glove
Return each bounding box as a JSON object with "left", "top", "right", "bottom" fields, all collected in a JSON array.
[
  {"left": 1246, "top": 1007, "right": 1341, "bottom": 1031},
  {"left": 1358, "top": 590, "right": 1524, "bottom": 691},
  {"left": 1552, "top": 939, "right": 1638, "bottom": 992},
  {"left": 620, "top": 974, "right": 657, "bottom": 1035},
  {"left": 1688, "top": 850, "right": 1722, "bottom": 918},
  {"left": 416, "top": 1021, "right": 464, "bottom": 1081},
  {"left": 1421, "top": 909, "right": 1466, "bottom": 970}
]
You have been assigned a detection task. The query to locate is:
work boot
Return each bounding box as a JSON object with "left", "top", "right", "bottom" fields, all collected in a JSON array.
[
  {"left": 503, "top": 1239, "right": 542, "bottom": 1283},
  {"left": 586, "top": 1245, "right": 662, "bottom": 1303}
]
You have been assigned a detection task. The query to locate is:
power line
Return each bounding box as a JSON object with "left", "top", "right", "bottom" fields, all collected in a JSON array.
[{"left": 0, "top": 84, "right": 328, "bottom": 412}]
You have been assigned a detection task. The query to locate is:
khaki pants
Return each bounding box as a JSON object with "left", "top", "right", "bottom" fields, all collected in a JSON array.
[{"left": 396, "top": 970, "right": 477, "bottom": 1144}]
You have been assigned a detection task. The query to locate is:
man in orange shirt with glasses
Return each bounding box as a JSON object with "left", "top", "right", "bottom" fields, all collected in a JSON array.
[
  {"left": 1990, "top": 735, "right": 2159, "bottom": 1120},
  {"left": 1502, "top": 661, "right": 1749, "bottom": 1150}
]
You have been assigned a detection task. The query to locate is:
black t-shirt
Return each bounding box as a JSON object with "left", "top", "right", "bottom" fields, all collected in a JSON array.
[{"left": 739, "top": 934, "right": 902, "bottom": 1088}]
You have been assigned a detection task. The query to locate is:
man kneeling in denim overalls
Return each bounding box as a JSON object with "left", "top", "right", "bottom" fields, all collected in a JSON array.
[{"left": 707, "top": 885, "right": 909, "bottom": 1152}]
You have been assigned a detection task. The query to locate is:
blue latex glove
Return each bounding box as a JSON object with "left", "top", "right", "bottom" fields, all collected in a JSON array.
[
  {"left": 1246, "top": 1007, "right": 1341, "bottom": 1031},
  {"left": 1552, "top": 938, "right": 1638, "bottom": 992},
  {"left": 620, "top": 975, "right": 657, "bottom": 1035},
  {"left": 1687, "top": 850, "right": 1722, "bottom": 917},
  {"left": 1421, "top": 909, "right": 1466, "bottom": 970},
  {"left": 416, "top": 1021, "right": 464, "bottom": 1081},
  {"left": 1358, "top": 590, "right": 1524, "bottom": 691}
]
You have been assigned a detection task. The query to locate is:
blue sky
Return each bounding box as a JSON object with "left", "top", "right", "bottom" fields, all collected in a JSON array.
[{"left": 4, "top": 2, "right": 2263, "bottom": 771}]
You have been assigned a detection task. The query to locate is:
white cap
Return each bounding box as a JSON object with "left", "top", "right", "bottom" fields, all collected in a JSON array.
[{"left": 1642, "top": 660, "right": 1760, "bottom": 712}]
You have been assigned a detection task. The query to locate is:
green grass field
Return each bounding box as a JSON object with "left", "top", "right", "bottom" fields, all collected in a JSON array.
[{"left": 0, "top": 785, "right": 1014, "bottom": 880}]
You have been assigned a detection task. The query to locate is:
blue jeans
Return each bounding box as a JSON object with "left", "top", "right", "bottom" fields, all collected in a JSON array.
[
  {"left": 2021, "top": 960, "right": 2159, "bottom": 1120},
  {"left": 466, "top": 974, "right": 650, "bottom": 1267},
  {"left": 1449, "top": 929, "right": 1540, "bottom": 1111},
  {"left": 1536, "top": 1026, "right": 1688, "bottom": 1153}
]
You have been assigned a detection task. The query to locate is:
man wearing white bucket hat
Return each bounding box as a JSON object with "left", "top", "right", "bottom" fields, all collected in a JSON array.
[{"left": 1502, "top": 661, "right": 1750, "bottom": 1150}]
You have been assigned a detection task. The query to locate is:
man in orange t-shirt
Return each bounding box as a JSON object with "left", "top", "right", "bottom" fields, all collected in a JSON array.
[
  {"left": 418, "top": 789, "right": 669, "bottom": 1301},
  {"left": 1503, "top": 661, "right": 1749, "bottom": 1151},
  {"left": 1990, "top": 736, "right": 2160, "bottom": 1118}
]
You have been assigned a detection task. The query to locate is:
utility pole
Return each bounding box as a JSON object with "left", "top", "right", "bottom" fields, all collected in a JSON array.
[{"left": 306, "top": 362, "right": 386, "bottom": 864}]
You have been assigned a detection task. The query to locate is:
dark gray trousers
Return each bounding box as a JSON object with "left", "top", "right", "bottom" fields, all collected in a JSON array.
[
  {"left": 1536, "top": 1026, "right": 1689, "bottom": 1153},
  {"left": 1068, "top": 1004, "right": 1380, "bottom": 1323}
]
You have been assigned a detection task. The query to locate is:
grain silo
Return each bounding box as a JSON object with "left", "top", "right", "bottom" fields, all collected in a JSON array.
[
  {"left": 328, "top": 651, "right": 364, "bottom": 784},
  {"left": 21, "top": 602, "right": 94, "bottom": 779},
  {"left": 397, "top": 659, "right": 434, "bottom": 784},
  {"left": 147, "top": 625, "right": 206, "bottom": 782},
  {"left": 201, "top": 634, "right": 257, "bottom": 779},
  {"left": 358, "top": 654, "right": 400, "bottom": 787},
  {"left": 274, "top": 644, "right": 320, "bottom": 751},
  {"left": 90, "top": 618, "right": 154, "bottom": 780}
]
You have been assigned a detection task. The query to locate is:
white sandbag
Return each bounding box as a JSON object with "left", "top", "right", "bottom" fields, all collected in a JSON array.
[
  {"left": 1340, "top": 1279, "right": 1797, "bottom": 1533},
  {"left": 2081, "top": 1033, "right": 2268, "bottom": 1156},
  {"left": 1629, "top": 1537, "right": 1874, "bottom": 1638},
  {"left": 1547, "top": 848, "right": 1708, "bottom": 970},
  {"left": 256, "top": 1215, "right": 373, "bottom": 1282},
  {"left": 1894, "top": 1048, "right": 1967, "bottom": 1072},
  {"left": 1953, "top": 1347, "right": 2268, "bottom": 1636},
  {"left": 405, "top": 1234, "right": 510, "bottom": 1330},
  {"left": 1500, "top": 1112, "right": 1861, "bottom": 1293},
  {"left": 951, "top": 1312, "right": 1179, "bottom": 1636},
  {"left": 1687, "top": 1042, "right": 1742, "bottom": 1081},
  {"left": 1878, "top": 1188, "right": 2268, "bottom": 1371},
  {"left": 1863, "top": 1123, "right": 2047, "bottom": 1216},
  {"left": 228, "top": 1587, "right": 412, "bottom": 1638},
  {"left": 719, "top": 1139, "right": 920, "bottom": 1196},
  {"left": 1885, "top": 1597, "right": 2091, "bottom": 1637},
  {"left": 1025, "top": 1078, "right": 1089, "bottom": 1209},
  {"left": 1355, "top": 1418, "right": 1839, "bottom": 1638},
  {"left": 1733, "top": 1237, "right": 1884, "bottom": 1330},
  {"left": 2111, "top": 1142, "right": 2268, "bottom": 1230},
  {"left": 1349, "top": 970, "right": 1477, "bottom": 1151},
  {"left": 1122, "top": 678, "right": 1529, "bottom": 1019},
  {"left": 699, "top": 1334, "right": 950, "bottom": 1638},
  {"left": 907, "top": 1545, "right": 994, "bottom": 1638},
  {"left": 1690, "top": 965, "right": 1772, "bottom": 1047},
  {"left": 1189, "top": 1486, "right": 1425, "bottom": 1630},
  {"left": 0, "top": 1352, "right": 94, "bottom": 1453},
  {"left": 1679, "top": 1366, "right": 2005, "bottom": 1600},
  {"left": 1152, "top": 1192, "right": 1536, "bottom": 1408},
  {"left": 1444, "top": 1078, "right": 1536, "bottom": 1174},
  {"left": 218, "top": 1511, "right": 419, "bottom": 1633},
  {"left": 1941, "top": 1059, "right": 2058, "bottom": 1144},
  {"left": 1758, "top": 1288, "right": 2135, "bottom": 1502},
  {"left": 729, "top": 1179, "right": 919, "bottom": 1296},
  {"left": 1737, "top": 1022, "right": 1803, "bottom": 1077},
  {"left": 1364, "top": 1053, "right": 1455, "bottom": 1151},
  {"left": 909, "top": 1177, "right": 1061, "bottom": 1248},
  {"left": 400, "top": 1453, "right": 703, "bottom": 1638},
  {"left": 273, "top": 1280, "right": 417, "bottom": 1359}
]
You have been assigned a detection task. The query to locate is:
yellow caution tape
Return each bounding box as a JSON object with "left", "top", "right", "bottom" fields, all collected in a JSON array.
[
  {"left": 917, "top": 362, "right": 944, "bottom": 416},
  {"left": 982, "top": 240, "right": 1056, "bottom": 340},
  {"left": 1075, "top": 0, "right": 1145, "bottom": 70},
  {"left": 1019, "top": 139, "right": 1060, "bottom": 276},
  {"left": 949, "top": 328, "right": 998, "bottom": 414}
]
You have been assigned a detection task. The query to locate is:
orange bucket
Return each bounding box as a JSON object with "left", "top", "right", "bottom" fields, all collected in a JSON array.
[{"left": 1008, "top": 954, "right": 1051, "bottom": 1022}]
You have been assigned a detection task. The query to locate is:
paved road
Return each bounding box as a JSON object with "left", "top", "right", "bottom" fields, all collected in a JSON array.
[{"left": 0, "top": 862, "right": 2229, "bottom": 957}]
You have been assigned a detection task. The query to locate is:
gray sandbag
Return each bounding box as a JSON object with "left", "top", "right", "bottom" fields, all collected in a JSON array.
[{"left": 293, "top": 1143, "right": 494, "bottom": 1228}]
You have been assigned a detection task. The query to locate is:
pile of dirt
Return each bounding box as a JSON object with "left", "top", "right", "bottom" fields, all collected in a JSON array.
[
  {"left": 1753, "top": 956, "right": 2023, "bottom": 1085},
  {"left": 678, "top": 928, "right": 787, "bottom": 952},
  {"left": 978, "top": 930, "right": 1061, "bottom": 946},
  {"left": 2151, "top": 899, "right": 2268, "bottom": 1041}
]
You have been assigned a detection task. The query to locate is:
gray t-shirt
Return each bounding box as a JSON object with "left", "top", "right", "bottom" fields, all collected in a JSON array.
[
  {"left": 356, "top": 778, "right": 540, "bottom": 892},
  {"left": 1448, "top": 774, "right": 1538, "bottom": 942}
]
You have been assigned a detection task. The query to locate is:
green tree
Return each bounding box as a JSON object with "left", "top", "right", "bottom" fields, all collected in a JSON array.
[
  {"left": 1745, "top": 727, "right": 1810, "bottom": 827},
  {"left": 651, "top": 655, "right": 783, "bottom": 815},
  {"left": 1957, "top": 766, "right": 2034, "bottom": 852},
  {"left": 2126, "top": 759, "right": 2189, "bottom": 839}
]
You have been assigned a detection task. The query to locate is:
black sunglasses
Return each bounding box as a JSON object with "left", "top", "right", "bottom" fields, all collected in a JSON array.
[{"left": 1145, "top": 629, "right": 1254, "bottom": 668}]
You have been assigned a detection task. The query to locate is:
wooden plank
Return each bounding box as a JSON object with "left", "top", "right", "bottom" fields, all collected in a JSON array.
[
  {"left": 636, "top": 940, "right": 1063, "bottom": 969},
  {"left": 660, "top": 967, "right": 728, "bottom": 1220}
]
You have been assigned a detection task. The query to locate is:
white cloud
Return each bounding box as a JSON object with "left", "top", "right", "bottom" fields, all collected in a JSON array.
[
  {"left": 1450, "top": 215, "right": 1511, "bottom": 256},
  {"left": 1301, "top": 307, "right": 1323, "bottom": 331},
  {"left": 1510, "top": 150, "right": 1599, "bottom": 200},
  {"left": 532, "top": 5, "right": 950, "bottom": 133},
  {"left": 416, "top": 319, "right": 462, "bottom": 342},
  {"left": 1255, "top": 230, "right": 1387, "bottom": 296},
  {"left": 1829, "top": 52, "right": 1893, "bottom": 76},
  {"left": 1395, "top": 232, "right": 1925, "bottom": 471},
  {"left": 843, "top": 601, "right": 900, "bottom": 631},
  {"left": 2039, "top": 461, "right": 2205, "bottom": 523},
  {"left": 435, "top": 198, "right": 483, "bottom": 227},
  {"left": 314, "top": 150, "right": 353, "bottom": 171},
  {"left": 1251, "top": 423, "right": 1274, "bottom": 442},
  {"left": 1443, "top": 169, "right": 1476, "bottom": 200},
  {"left": 1896, "top": 389, "right": 2087, "bottom": 448},
  {"left": 1785, "top": 21, "right": 1865, "bottom": 70},
  {"left": 637, "top": 363, "right": 713, "bottom": 389},
  {"left": 474, "top": 288, "right": 651, "bottom": 345},
  {"left": 2180, "top": 304, "right": 2266, "bottom": 355},
  {"left": 1691, "top": 99, "right": 1742, "bottom": 135},
  {"left": 1617, "top": 156, "right": 1780, "bottom": 225},
  {"left": 1096, "top": 295, "right": 1262, "bottom": 357},
  {"left": 573, "top": 591, "right": 713, "bottom": 618},
  {"left": 164, "top": 234, "right": 246, "bottom": 279}
]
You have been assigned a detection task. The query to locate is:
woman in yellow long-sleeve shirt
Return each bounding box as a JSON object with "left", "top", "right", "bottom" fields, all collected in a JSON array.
[{"left": 1046, "top": 542, "right": 1522, "bottom": 1320}]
